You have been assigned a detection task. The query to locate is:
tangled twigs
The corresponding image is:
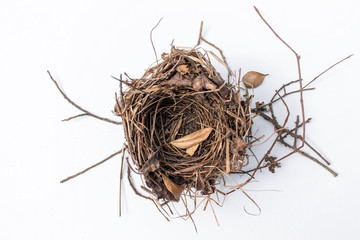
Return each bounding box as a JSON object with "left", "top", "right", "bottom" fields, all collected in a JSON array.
[
  {"left": 254, "top": 6, "right": 306, "bottom": 151},
  {"left": 47, "top": 71, "right": 122, "bottom": 125},
  {"left": 118, "top": 45, "right": 252, "bottom": 204}
]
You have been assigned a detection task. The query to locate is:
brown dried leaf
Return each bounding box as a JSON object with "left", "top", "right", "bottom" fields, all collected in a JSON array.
[
  {"left": 193, "top": 75, "right": 217, "bottom": 91},
  {"left": 234, "top": 137, "right": 246, "bottom": 151},
  {"left": 242, "top": 71, "right": 268, "bottom": 88},
  {"left": 176, "top": 64, "right": 189, "bottom": 75},
  {"left": 166, "top": 72, "right": 192, "bottom": 87},
  {"left": 212, "top": 74, "right": 224, "bottom": 86},
  {"left": 170, "top": 127, "right": 213, "bottom": 149},
  {"left": 186, "top": 144, "right": 199, "bottom": 156},
  {"left": 161, "top": 173, "right": 184, "bottom": 201},
  {"left": 139, "top": 152, "right": 160, "bottom": 174},
  {"left": 192, "top": 75, "right": 204, "bottom": 91}
]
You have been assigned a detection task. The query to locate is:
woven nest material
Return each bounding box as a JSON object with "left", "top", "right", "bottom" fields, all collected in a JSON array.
[{"left": 115, "top": 47, "right": 253, "bottom": 202}]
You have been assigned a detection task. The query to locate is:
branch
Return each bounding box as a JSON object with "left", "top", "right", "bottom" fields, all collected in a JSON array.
[{"left": 48, "top": 71, "right": 122, "bottom": 125}]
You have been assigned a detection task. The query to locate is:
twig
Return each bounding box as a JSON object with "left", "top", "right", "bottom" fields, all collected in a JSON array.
[
  {"left": 150, "top": 17, "right": 163, "bottom": 64},
  {"left": 48, "top": 71, "right": 122, "bottom": 125},
  {"left": 62, "top": 113, "right": 88, "bottom": 122},
  {"left": 244, "top": 91, "right": 290, "bottom": 186},
  {"left": 127, "top": 165, "right": 170, "bottom": 221},
  {"left": 60, "top": 149, "right": 124, "bottom": 183},
  {"left": 119, "top": 145, "right": 126, "bottom": 217},
  {"left": 293, "top": 115, "right": 300, "bottom": 148},
  {"left": 257, "top": 111, "right": 331, "bottom": 165},
  {"left": 254, "top": 6, "right": 306, "bottom": 149},
  {"left": 196, "top": 21, "right": 234, "bottom": 79},
  {"left": 304, "top": 54, "right": 354, "bottom": 88},
  {"left": 277, "top": 137, "right": 338, "bottom": 177}
]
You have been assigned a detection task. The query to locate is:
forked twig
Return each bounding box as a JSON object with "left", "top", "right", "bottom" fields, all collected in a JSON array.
[
  {"left": 254, "top": 6, "right": 306, "bottom": 149},
  {"left": 47, "top": 71, "right": 122, "bottom": 125},
  {"left": 196, "top": 21, "right": 234, "bottom": 79}
]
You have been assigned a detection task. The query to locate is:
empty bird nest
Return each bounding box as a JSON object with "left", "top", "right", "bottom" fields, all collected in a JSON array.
[{"left": 114, "top": 46, "right": 252, "bottom": 202}]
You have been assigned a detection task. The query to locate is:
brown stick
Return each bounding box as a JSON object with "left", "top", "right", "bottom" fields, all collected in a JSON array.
[
  {"left": 48, "top": 71, "right": 122, "bottom": 125},
  {"left": 254, "top": 6, "right": 306, "bottom": 149},
  {"left": 150, "top": 17, "right": 164, "bottom": 64},
  {"left": 60, "top": 149, "right": 124, "bottom": 183},
  {"left": 119, "top": 145, "right": 126, "bottom": 217},
  {"left": 304, "top": 54, "right": 353, "bottom": 88}
]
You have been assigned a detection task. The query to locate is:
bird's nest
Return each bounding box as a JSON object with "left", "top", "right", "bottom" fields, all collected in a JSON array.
[
  {"left": 115, "top": 46, "right": 253, "bottom": 202},
  {"left": 51, "top": 8, "right": 347, "bottom": 228}
]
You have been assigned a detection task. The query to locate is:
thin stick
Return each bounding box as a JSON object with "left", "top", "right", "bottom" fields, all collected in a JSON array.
[
  {"left": 208, "top": 197, "right": 220, "bottom": 226},
  {"left": 119, "top": 145, "right": 126, "bottom": 217},
  {"left": 293, "top": 115, "right": 300, "bottom": 148},
  {"left": 277, "top": 138, "right": 338, "bottom": 176},
  {"left": 196, "top": 21, "right": 204, "bottom": 46},
  {"left": 48, "top": 71, "right": 122, "bottom": 125},
  {"left": 196, "top": 21, "right": 234, "bottom": 79},
  {"left": 181, "top": 196, "right": 198, "bottom": 233},
  {"left": 60, "top": 149, "right": 123, "bottom": 183},
  {"left": 254, "top": 6, "right": 306, "bottom": 149},
  {"left": 257, "top": 111, "right": 330, "bottom": 165},
  {"left": 62, "top": 113, "right": 88, "bottom": 122},
  {"left": 244, "top": 92, "right": 290, "bottom": 186},
  {"left": 150, "top": 17, "right": 163, "bottom": 64},
  {"left": 304, "top": 54, "right": 354, "bottom": 88},
  {"left": 126, "top": 166, "right": 170, "bottom": 221}
]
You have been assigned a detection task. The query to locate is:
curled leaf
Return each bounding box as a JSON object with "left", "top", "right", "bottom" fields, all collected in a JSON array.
[
  {"left": 186, "top": 144, "right": 199, "bottom": 156},
  {"left": 161, "top": 173, "right": 184, "bottom": 201},
  {"left": 165, "top": 72, "right": 192, "bottom": 87},
  {"left": 170, "top": 127, "right": 213, "bottom": 149},
  {"left": 176, "top": 64, "right": 190, "bottom": 75},
  {"left": 242, "top": 71, "right": 268, "bottom": 88},
  {"left": 193, "top": 74, "right": 217, "bottom": 91}
]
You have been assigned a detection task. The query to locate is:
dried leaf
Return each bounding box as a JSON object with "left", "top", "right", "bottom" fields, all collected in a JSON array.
[
  {"left": 186, "top": 144, "right": 199, "bottom": 156},
  {"left": 242, "top": 71, "right": 268, "bottom": 88},
  {"left": 234, "top": 137, "right": 246, "bottom": 151},
  {"left": 170, "top": 127, "right": 213, "bottom": 149},
  {"left": 212, "top": 74, "right": 224, "bottom": 86},
  {"left": 186, "top": 55, "right": 210, "bottom": 72},
  {"left": 139, "top": 152, "right": 160, "bottom": 174},
  {"left": 193, "top": 75, "right": 217, "bottom": 91},
  {"left": 176, "top": 64, "right": 189, "bottom": 74},
  {"left": 161, "top": 173, "right": 184, "bottom": 201},
  {"left": 165, "top": 72, "right": 192, "bottom": 87}
]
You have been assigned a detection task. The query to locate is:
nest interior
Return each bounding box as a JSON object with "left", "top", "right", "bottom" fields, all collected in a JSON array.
[{"left": 116, "top": 47, "right": 253, "bottom": 202}]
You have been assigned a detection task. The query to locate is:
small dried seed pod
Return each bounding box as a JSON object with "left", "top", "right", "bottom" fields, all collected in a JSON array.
[{"left": 242, "top": 71, "right": 268, "bottom": 88}]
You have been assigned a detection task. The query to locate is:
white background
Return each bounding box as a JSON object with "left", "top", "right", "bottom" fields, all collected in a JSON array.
[{"left": 1, "top": 0, "right": 360, "bottom": 239}]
